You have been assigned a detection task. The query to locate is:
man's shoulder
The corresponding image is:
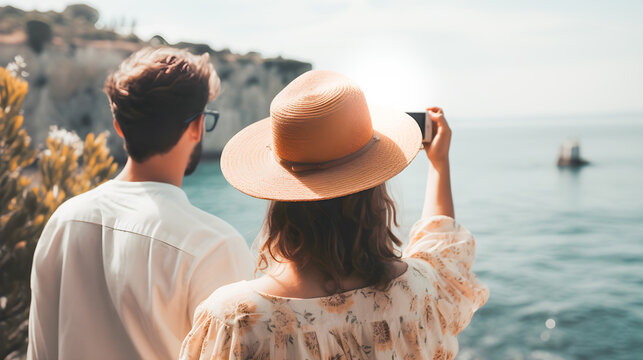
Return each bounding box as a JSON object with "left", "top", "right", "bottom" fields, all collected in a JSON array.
[
  {"left": 48, "top": 181, "right": 247, "bottom": 257},
  {"left": 176, "top": 206, "right": 247, "bottom": 256},
  {"left": 49, "top": 182, "right": 110, "bottom": 223},
  {"left": 184, "top": 205, "right": 240, "bottom": 237}
]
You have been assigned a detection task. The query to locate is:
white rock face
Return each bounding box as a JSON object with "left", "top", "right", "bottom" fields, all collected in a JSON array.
[{"left": 0, "top": 41, "right": 311, "bottom": 161}]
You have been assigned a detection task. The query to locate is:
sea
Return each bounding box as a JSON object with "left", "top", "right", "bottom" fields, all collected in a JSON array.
[{"left": 183, "top": 114, "right": 643, "bottom": 360}]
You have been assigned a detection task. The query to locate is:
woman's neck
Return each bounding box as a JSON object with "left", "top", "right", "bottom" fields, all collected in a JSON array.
[{"left": 249, "top": 260, "right": 408, "bottom": 299}]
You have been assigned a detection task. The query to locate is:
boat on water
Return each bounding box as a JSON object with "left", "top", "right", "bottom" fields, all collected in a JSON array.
[{"left": 557, "top": 139, "right": 589, "bottom": 167}]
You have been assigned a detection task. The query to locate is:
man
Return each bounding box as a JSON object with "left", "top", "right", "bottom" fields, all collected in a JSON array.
[{"left": 27, "top": 47, "right": 255, "bottom": 360}]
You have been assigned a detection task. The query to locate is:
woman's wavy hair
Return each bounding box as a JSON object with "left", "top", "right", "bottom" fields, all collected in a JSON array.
[{"left": 257, "top": 183, "right": 402, "bottom": 291}]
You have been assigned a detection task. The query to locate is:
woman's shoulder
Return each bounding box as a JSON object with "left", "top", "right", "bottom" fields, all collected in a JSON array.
[
  {"left": 196, "top": 281, "right": 268, "bottom": 325},
  {"left": 182, "top": 281, "right": 275, "bottom": 359},
  {"left": 402, "top": 257, "right": 438, "bottom": 282}
]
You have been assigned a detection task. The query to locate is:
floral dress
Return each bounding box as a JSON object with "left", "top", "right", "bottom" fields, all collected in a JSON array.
[{"left": 180, "top": 216, "right": 489, "bottom": 359}]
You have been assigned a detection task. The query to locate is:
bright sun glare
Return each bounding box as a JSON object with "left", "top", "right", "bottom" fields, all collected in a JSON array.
[{"left": 338, "top": 45, "right": 440, "bottom": 113}]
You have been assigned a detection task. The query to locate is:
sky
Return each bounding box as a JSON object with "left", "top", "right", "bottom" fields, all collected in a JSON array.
[{"left": 4, "top": 0, "right": 643, "bottom": 119}]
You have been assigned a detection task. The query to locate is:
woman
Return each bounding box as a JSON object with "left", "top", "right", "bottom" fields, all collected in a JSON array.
[{"left": 180, "top": 70, "right": 488, "bottom": 359}]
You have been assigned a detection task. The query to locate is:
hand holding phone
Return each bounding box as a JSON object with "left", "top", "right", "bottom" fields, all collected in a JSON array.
[
  {"left": 424, "top": 107, "right": 451, "bottom": 165},
  {"left": 405, "top": 109, "right": 437, "bottom": 144}
]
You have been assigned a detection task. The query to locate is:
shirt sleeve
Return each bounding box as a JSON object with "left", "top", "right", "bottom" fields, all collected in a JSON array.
[
  {"left": 186, "top": 235, "right": 256, "bottom": 323},
  {"left": 403, "top": 215, "right": 489, "bottom": 335},
  {"left": 28, "top": 212, "right": 65, "bottom": 360}
]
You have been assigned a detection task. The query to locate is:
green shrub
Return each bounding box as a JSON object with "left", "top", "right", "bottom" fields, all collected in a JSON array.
[{"left": 0, "top": 61, "right": 117, "bottom": 359}]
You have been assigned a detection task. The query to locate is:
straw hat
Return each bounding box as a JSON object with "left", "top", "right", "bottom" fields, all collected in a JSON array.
[{"left": 221, "top": 70, "right": 422, "bottom": 201}]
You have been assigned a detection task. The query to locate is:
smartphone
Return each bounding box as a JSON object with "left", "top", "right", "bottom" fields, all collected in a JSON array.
[{"left": 406, "top": 111, "right": 434, "bottom": 144}]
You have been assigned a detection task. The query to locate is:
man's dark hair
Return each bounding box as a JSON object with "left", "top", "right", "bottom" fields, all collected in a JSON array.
[{"left": 104, "top": 47, "right": 220, "bottom": 162}]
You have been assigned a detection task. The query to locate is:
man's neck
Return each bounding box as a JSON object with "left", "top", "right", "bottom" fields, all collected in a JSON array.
[{"left": 115, "top": 157, "right": 184, "bottom": 187}]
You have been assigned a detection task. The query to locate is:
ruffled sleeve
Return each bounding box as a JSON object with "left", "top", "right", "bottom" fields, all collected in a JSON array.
[
  {"left": 179, "top": 309, "right": 233, "bottom": 360},
  {"left": 403, "top": 215, "right": 489, "bottom": 335},
  {"left": 180, "top": 282, "right": 268, "bottom": 360}
]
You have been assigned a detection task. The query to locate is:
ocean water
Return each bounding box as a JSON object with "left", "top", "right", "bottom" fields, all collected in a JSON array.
[{"left": 183, "top": 114, "right": 643, "bottom": 360}]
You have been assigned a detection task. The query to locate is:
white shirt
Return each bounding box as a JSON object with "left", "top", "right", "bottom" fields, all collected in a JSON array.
[{"left": 27, "top": 180, "right": 255, "bottom": 360}]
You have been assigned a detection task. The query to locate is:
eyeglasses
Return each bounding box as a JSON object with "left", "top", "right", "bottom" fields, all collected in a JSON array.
[{"left": 183, "top": 110, "right": 220, "bottom": 132}]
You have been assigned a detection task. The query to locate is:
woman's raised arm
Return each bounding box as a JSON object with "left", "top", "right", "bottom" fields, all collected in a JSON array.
[{"left": 422, "top": 107, "right": 454, "bottom": 219}]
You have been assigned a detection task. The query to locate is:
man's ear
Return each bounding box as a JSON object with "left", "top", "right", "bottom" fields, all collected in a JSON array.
[
  {"left": 113, "top": 119, "right": 124, "bottom": 138},
  {"left": 186, "top": 115, "right": 204, "bottom": 141}
]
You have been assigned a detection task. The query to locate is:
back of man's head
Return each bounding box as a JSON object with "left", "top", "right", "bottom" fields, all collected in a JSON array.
[{"left": 104, "top": 47, "right": 221, "bottom": 162}]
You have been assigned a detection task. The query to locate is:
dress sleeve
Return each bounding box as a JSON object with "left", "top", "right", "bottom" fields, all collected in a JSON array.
[
  {"left": 403, "top": 215, "right": 489, "bottom": 335},
  {"left": 179, "top": 308, "right": 233, "bottom": 360}
]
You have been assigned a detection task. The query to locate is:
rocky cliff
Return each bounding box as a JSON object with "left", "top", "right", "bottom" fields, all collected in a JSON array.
[{"left": 0, "top": 5, "right": 311, "bottom": 161}]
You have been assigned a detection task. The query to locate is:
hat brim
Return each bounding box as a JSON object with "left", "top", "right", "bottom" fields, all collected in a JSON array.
[{"left": 220, "top": 105, "right": 422, "bottom": 201}]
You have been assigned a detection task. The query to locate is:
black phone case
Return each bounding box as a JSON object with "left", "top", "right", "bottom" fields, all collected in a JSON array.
[{"left": 406, "top": 112, "right": 426, "bottom": 138}]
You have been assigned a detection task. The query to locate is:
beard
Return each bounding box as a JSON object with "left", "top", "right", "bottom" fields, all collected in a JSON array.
[{"left": 184, "top": 140, "right": 203, "bottom": 176}]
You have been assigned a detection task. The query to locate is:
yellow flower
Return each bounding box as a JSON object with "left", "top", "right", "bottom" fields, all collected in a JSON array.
[
  {"left": 371, "top": 320, "right": 393, "bottom": 351},
  {"left": 303, "top": 332, "right": 321, "bottom": 359},
  {"left": 270, "top": 306, "right": 299, "bottom": 349},
  {"left": 232, "top": 341, "right": 269, "bottom": 360},
  {"left": 319, "top": 293, "right": 354, "bottom": 313},
  {"left": 423, "top": 295, "right": 435, "bottom": 324},
  {"left": 222, "top": 300, "right": 257, "bottom": 335},
  {"left": 271, "top": 306, "right": 298, "bottom": 333},
  {"left": 401, "top": 322, "right": 420, "bottom": 350},
  {"left": 433, "top": 347, "right": 454, "bottom": 360},
  {"left": 437, "top": 310, "right": 447, "bottom": 335}
]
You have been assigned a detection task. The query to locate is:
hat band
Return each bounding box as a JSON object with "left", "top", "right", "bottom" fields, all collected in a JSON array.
[{"left": 273, "top": 134, "right": 380, "bottom": 173}]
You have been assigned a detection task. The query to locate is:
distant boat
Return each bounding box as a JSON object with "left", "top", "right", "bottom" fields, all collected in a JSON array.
[{"left": 557, "top": 139, "right": 589, "bottom": 167}]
